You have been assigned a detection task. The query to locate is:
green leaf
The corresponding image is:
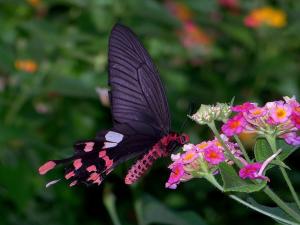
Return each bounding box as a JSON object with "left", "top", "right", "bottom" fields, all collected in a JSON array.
[
  {"left": 219, "top": 24, "right": 255, "bottom": 49},
  {"left": 219, "top": 163, "right": 267, "bottom": 193},
  {"left": 254, "top": 138, "right": 298, "bottom": 170},
  {"left": 44, "top": 77, "right": 98, "bottom": 99},
  {"left": 103, "top": 186, "right": 122, "bottom": 225},
  {"left": 137, "top": 195, "right": 207, "bottom": 225},
  {"left": 247, "top": 198, "right": 300, "bottom": 225}
]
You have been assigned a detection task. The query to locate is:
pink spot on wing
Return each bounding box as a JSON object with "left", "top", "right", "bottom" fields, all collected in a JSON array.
[
  {"left": 103, "top": 156, "right": 113, "bottom": 168},
  {"left": 73, "top": 159, "right": 82, "bottom": 170},
  {"left": 65, "top": 171, "right": 75, "bottom": 180},
  {"left": 69, "top": 180, "right": 77, "bottom": 187},
  {"left": 84, "top": 142, "right": 94, "bottom": 152},
  {"left": 87, "top": 172, "right": 99, "bottom": 182},
  {"left": 86, "top": 165, "right": 97, "bottom": 172},
  {"left": 38, "top": 161, "right": 56, "bottom": 175},
  {"left": 93, "top": 177, "right": 103, "bottom": 185},
  {"left": 99, "top": 150, "right": 106, "bottom": 157}
]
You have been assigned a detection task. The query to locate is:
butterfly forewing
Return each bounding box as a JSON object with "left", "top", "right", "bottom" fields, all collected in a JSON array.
[{"left": 108, "top": 24, "right": 171, "bottom": 136}]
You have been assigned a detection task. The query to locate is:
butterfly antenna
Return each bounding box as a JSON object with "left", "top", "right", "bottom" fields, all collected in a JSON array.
[{"left": 180, "top": 103, "right": 196, "bottom": 133}]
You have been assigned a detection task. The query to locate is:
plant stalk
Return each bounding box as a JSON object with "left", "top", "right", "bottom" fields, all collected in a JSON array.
[{"left": 266, "top": 135, "right": 300, "bottom": 210}]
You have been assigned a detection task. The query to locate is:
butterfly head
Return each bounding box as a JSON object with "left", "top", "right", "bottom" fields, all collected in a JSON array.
[
  {"left": 165, "top": 133, "right": 189, "bottom": 154},
  {"left": 178, "top": 133, "right": 189, "bottom": 145}
]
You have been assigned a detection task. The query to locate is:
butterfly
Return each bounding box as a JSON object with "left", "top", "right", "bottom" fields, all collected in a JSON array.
[{"left": 38, "top": 24, "right": 189, "bottom": 187}]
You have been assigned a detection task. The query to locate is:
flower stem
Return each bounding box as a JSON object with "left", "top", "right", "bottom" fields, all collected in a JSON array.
[
  {"left": 266, "top": 135, "right": 300, "bottom": 210},
  {"left": 207, "top": 122, "right": 243, "bottom": 167},
  {"left": 229, "top": 194, "right": 300, "bottom": 225},
  {"left": 206, "top": 175, "right": 300, "bottom": 224},
  {"left": 263, "top": 186, "right": 300, "bottom": 222},
  {"left": 103, "top": 188, "right": 122, "bottom": 225},
  {"left": 234, "top": 135, "right": 251, "bottom": 162}
]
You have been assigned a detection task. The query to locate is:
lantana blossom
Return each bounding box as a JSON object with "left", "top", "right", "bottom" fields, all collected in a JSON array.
[
  {"left": 221, "top": 97, "right": 300, "bottom": 146},
  {"left": 166, "top": 136, "right": 243, "bottom": 189},
  {"left": 239, "top": 149, "right": 282, "bottom": 181},
  {"left": 204, "top": 145, "right": 225, "bottom": 165},
  {"left": 221, "top": 113, "right": 247, "bottom": 136}
]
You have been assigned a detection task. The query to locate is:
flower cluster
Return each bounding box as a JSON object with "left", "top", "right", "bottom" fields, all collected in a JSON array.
[
  {"left": 165, "top": 0, "right": 212, "bottom": 63},
  {"left": 222, "top": 97, "right": 300, "bottom": 146},
  {"left": 166, "top": 134, "right": 283, "bottom": 189},
  {"left": 166, "top": 135, "right": 242, "bottom": 189},
  {"left": 244, "top": 7, "right": 286, "bottom": 28}
]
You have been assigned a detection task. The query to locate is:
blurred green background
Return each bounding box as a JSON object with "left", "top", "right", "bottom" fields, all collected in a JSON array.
[{"left": 1, "top": 0, "right": 300, "bottom": 225}]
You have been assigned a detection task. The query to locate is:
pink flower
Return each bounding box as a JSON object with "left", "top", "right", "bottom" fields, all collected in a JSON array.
[
  {"left": 239, "top": 149, "right": 282, "bottom": 181},
  {"left": 244, "top": 16, "right": 260, "bottom": 28},
  {"left": 166, "top": 163, "right": 185, "bottom": 189},
  {"left": 204, "top": 145, "right": 225, "bottom": 165},
  {"left": 293, "top": 105, "right": 300, "bottom": 116},
  {"left": 282, "top": 132, "right": 300, "bottom": 146},
  {"left": 269, "top": 103, "right": 292, "bottom": 123},
  {"left": 222, "top": 113, "right": 247, "bottom": 136},
  {"left": 239, "top": 163, "right": 263, "bottom": 180},
  {"left": 231, "top": 102, "right": 256, "bottom": 112},
  {"left": 181, "top": 150, "right": 198, "bottom": 164},
  {"left": 284, "top": 96, "right": 300, "bottom": 116},
  {"left": 196, "top": 141, "right": 211, "bottom": 151},
  {"left": 248, "top": 106, "right": 267, "bottom": 118},
  {"left": 291, "top": 114, "right": 300, "bottom": 129}
]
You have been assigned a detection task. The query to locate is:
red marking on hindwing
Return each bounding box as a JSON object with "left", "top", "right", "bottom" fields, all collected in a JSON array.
[
  {"left": 93, "top": 177, "right": 103, "bottom": 185},
  {"left": 39, "top": 161, "right": 56, "bottom": 175},
  {"left": 84, "top": 142, "right": 94, "bottom": 152},
  {"left": 99, "top": 150, "right": 113, "bottom": 169},
  {"left": 65, "top": 171, "right": 75, "bottom": 180},
  {"left": 86, "top": 165, "right": 97, "bottom": 172},
  {"left": 104, "top": 156, "right": 113, "bottom": 168},
  {"left": 87, "top": 172, "right": 99, "bottom": 182},
  {"left": 99, "top": 150, "right": 106, "bottom": 157},
  {"left": 70, "top": 180, "right": 77, "bottom": 187},
  {"left": 73, "top": 159, "right": 82, "bottom": 170}
]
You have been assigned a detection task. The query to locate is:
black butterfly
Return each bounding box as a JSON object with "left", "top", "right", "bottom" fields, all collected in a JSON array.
[{"left": 39, "top": 24, "right": 189, "bottom": 187}]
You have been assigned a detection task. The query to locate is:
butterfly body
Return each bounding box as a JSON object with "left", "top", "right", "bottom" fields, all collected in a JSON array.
[
  {"left": 125, "top": 132, "right": 189, "bottom": 184},
  {"left": 39, "top": 24, "right": 189, "bottom": 187}
]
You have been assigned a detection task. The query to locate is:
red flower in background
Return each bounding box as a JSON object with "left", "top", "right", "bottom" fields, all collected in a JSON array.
[{"left": 165, "top": 0, "right": 213, "bottom": 64}]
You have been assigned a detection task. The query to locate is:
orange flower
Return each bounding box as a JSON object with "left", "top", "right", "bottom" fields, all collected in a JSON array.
[
  {"left": 165, "top": 0, "right": 193, "bottom": 22},
  {"left": 15, "top": 59, "right": 38, "bottom": 73},
  {"left": 26, "top": 0, "right": 41, "bottom": 7},
  {"left": 244, "top": 7, "right": 287, "bottom": 28},
  {"left": 179, "top": 22, "right": 212, "bottom": 48}
]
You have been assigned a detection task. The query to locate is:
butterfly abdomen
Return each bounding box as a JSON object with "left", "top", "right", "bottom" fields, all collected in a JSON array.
[{"left": 125, "top": 143, "right": 167, "bottom": 184}]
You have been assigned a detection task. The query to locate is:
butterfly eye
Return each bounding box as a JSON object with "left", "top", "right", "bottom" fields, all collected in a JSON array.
[{"left": 180, "top": 134, "right": 189, "bottom": 144}]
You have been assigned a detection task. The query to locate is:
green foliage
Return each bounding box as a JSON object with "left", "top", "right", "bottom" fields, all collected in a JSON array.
[
  {"left": 135, "top": 195, "right": 207, "bottom": 225},
  {"left": 254, "top": 138, "right": 298, "bottom": 170},
  {"left": 247, "top": 198, "right": 300, "bottom": 225}
]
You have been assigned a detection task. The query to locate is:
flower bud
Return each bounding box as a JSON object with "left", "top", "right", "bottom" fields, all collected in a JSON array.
[{"left": 189, "top": 103, "right": 231, "bottom": 124}]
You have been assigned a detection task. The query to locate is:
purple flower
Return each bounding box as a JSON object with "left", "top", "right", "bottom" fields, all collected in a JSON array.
[{"left": 281, "top": 132, "right": 300, "bottom": 146}]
